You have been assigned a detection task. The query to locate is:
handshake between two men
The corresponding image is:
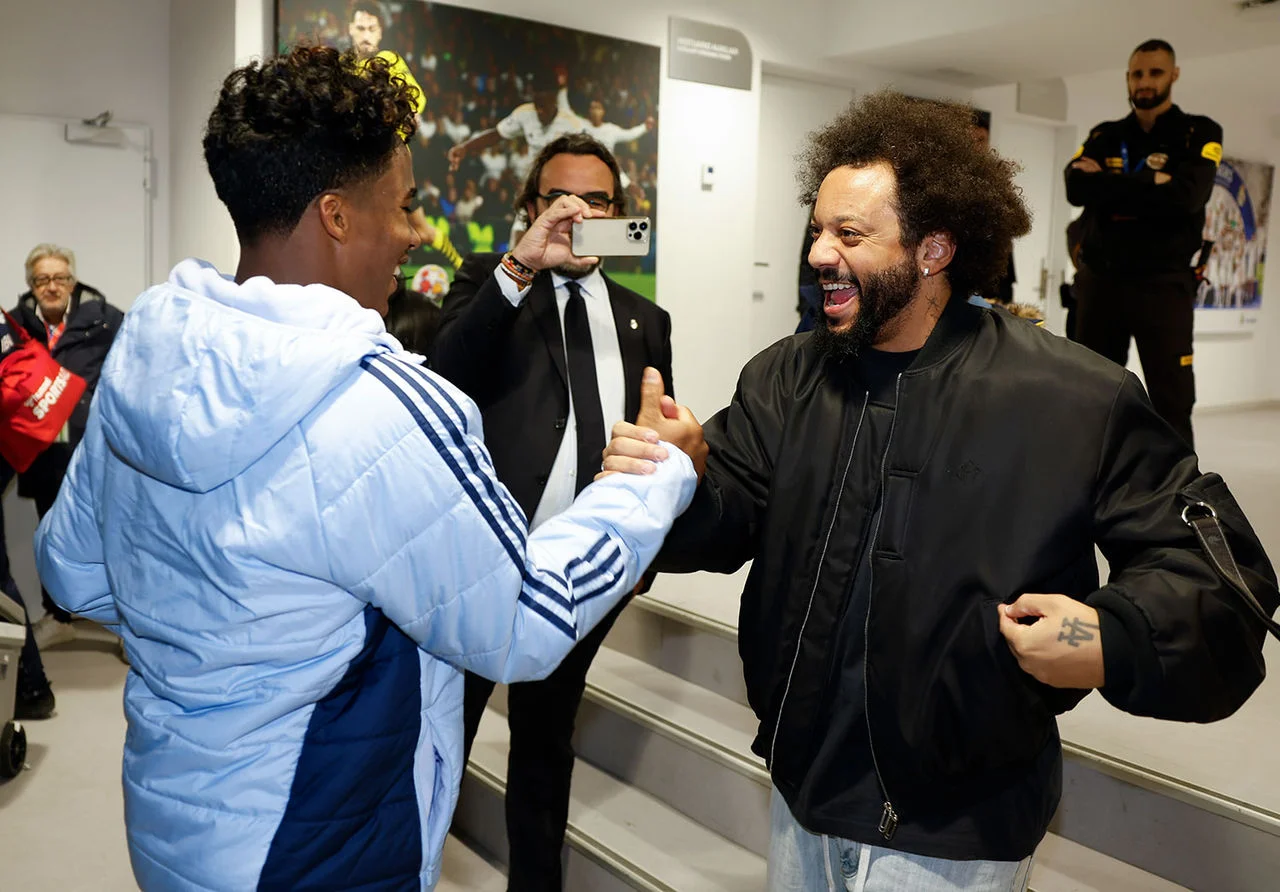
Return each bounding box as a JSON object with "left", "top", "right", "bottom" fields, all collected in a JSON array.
[{"left": 596, "top": 366, "right": 708, "bottom": 484}]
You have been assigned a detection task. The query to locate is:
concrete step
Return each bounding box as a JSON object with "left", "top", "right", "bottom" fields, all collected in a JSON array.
[
  {"left": 606, "top": 590, "right": 748, "bottom": 708},
  {"left": 437, "top": 834, "right": 506, "bottom": 892},
  {"left": 456, "top": 706, "right": 766, "bottom": 892},
  {"left": 578, "top": 645, "right": 770, "bottom": 855}
]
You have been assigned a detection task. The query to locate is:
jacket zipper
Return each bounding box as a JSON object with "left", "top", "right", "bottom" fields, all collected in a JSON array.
[
  {"left": 865, "top": 372, "right": 903, "bottom": 841},
  {"left": 768, "top": 393, "right": 870, "bottom": 771}
]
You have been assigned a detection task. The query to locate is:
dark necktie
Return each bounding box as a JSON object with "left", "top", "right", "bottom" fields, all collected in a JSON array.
[{"left": 563, "top": 280, "right": 606, "bottom": 496}]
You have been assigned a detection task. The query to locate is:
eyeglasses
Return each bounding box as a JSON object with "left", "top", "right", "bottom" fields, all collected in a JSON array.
[
  {"left": 537, "top": 190, "right": 617, "bottom": 212},
  {"left": 31, "top": 274, "right": 74, "bottom": 288}
]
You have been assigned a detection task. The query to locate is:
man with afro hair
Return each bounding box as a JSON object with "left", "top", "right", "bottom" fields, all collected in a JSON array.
[{"left": 603, "top": 90, "right": 1277, "bottom": 891}]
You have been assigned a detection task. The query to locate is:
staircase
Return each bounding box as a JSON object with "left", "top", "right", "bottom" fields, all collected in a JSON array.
[{"left": 445, "top": 580, "right": 1280, "bottom": 891}]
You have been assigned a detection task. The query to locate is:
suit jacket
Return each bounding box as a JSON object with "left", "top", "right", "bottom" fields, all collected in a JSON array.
[{"left": 432, "top": 253, "right": 674, "bottom": 521}]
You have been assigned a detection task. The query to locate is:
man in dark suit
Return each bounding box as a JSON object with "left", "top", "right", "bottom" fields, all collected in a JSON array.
[{"left": 432, "top": 133, "right": 673, "bottom": 892}]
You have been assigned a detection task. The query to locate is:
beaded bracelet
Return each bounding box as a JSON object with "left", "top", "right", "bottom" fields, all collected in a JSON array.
[
  {"left": 500, "top": 252, "right": 534, "bottom": 290},
  {"left": 504, "top": 253, "right": 536, "bottom": 278}
]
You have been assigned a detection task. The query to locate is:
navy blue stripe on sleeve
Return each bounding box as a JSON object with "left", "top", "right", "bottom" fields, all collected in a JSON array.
[
  {"left": 573, "top": 557, "right": 628, "bottom": 605},
  {"left": 566, "top": 531, "right": 626, "bottom": 605},
  {"left": 568, "top": 535, "right": 613, "bottom": 577},
  {"left": 569, "top": 543, "right": 624, "bottom": 591},
  {"left": 518, "top": 591, "right": 575, "bottom": 639},
  {"left": 379, "top": 357, "right": 529, "bottom": 545},
  {"left": 396, "top": 360, "right": 506, "bottom": 477},
  {"left": 362, "top": 357, "right": 575, "bottom": 636}
]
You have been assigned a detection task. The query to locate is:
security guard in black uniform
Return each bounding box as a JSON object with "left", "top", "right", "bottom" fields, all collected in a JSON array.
[{"left": 1065, "top": 38, "right": 1221, "bottom": 448}]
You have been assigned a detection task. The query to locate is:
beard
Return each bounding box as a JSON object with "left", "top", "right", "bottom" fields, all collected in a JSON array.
[
  {"left": 554, "top": 259, "right": 600, "bottom": 278},
  {"left": 811, "top": 253, "right": 921, "bottom": 362},
  {"left": 1130, "top": 85, "right": 1171, "bottom": 110}
]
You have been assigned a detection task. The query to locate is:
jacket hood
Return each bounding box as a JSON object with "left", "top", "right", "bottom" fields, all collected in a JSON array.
[{"left": 98, "top": 258, "right": 402, "bottom": 493}]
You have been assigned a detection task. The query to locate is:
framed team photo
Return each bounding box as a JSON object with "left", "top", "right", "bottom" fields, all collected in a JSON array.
[
  {"left": 1197, "top": 157, "right": 1272, "bottom": 314},
  {"left": 276, "top": 0, "right": 662, "bottom": 301}
]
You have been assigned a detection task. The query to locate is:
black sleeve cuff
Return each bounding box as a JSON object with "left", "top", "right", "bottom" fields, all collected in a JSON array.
[{"left": 1088, "top": 587, "right": 1163, "bottom": 714}]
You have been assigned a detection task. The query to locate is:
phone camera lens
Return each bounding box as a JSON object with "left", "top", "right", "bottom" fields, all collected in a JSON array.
[{"left": 639, "top": 221, "right": 649, "bottom": 231}]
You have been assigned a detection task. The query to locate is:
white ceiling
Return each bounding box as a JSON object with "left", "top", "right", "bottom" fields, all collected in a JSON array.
[{"left": 826, "top": 0, "right": 1280, "bottom": 88}]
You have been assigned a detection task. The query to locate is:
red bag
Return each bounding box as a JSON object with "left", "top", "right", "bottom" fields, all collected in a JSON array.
[{"left": 0, "top": 310, "right": 87, "bottom": 472}]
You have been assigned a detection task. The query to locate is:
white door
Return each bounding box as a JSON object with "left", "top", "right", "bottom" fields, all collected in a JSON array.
[
  {"left": 990, "top": 118, "right": 1060, "bottom": 316},
  {"left": 0, "top": 114, "right": 151, "bottom": 308},
  {"left": 751, "top": 74, "right": 853, "bottom": 356}
]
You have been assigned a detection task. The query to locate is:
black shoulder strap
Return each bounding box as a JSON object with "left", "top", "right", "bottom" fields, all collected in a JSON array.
[{"left": 1183, "top": 502, "right": 1280, "bottom": 640}]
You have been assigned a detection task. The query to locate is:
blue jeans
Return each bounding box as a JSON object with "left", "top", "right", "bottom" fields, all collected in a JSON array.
[{"left": 767, "top": 787, "right": 1033, "bottom": 892}]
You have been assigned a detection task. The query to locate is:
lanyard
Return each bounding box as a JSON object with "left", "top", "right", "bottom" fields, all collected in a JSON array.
[{"left": 1120, "top": 141, "right": 1147, "bottom": 175}]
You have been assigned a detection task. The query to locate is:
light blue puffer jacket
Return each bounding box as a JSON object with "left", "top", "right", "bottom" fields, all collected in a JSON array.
[{"left": 34, "top": 259, "right": 695, "bottom": 891}]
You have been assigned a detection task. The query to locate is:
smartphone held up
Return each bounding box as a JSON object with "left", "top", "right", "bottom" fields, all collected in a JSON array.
[{"left": 572, "top": 217, "right": 652, "bottom": 257}]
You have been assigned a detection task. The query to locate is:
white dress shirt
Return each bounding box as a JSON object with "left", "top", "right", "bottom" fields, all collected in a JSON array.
[{"left": 496, "top": 266, "right": 625, "bottom": 530}]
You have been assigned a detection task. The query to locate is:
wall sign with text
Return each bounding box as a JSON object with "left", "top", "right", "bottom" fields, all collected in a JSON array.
[{"left": 668, "top": 17, "right": 752, "bottom": 91}]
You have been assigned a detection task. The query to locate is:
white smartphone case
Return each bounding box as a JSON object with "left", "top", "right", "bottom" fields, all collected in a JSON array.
[{"left": 572, "top": 217, "right": 652, "bottom": 257}]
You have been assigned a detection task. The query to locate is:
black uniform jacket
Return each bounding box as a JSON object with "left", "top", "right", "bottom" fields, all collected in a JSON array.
[{"left": 1065, "top": 105, "right": 1222, "bottom": 276}]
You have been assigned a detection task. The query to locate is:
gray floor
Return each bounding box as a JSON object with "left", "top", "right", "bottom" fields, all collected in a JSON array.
[
  {"left": 0, "top": 626, "right": 132, "bottom": 890},
  {"left": 1, "top": 405, "right": 1277, "bottom": 890}
]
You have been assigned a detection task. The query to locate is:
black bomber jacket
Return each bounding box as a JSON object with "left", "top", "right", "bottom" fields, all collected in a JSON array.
[{"left": 655, "top": 295, "right": 1277, "bottom": 858}]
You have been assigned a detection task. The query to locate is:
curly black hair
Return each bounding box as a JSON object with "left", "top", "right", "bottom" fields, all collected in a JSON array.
[
  {"left": 204, "top": 45, "right": 419, "bottom": 243},
  {"left": 799, "top": 90, "right": 1030, "bottom": 300}
]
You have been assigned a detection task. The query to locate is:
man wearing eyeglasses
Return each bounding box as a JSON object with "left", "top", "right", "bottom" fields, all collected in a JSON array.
[
  {"left": 433, "top": 132, "right": 673, "bottom": 892},
  {"left": 12, "top": 243, "right": 123, "bottom": 648}
]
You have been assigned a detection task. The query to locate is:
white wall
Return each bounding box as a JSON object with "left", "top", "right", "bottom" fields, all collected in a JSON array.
[
  {"left": 170, "top": 1, "right": 238, "bottom": 273},
  {"left": 823, "top": 0, "right": 1064, "bottom": 58},
  {"left": 0, "top": 0, "right": 171, "bottom": 290},
  {"left": 978, "top": 49, "right": 1280, "bottom": 409},
  {"left": 168, "top": 0, "right": 276, "bottom": 275}
]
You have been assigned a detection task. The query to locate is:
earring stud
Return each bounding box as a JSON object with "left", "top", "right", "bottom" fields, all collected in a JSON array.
[{"left": 923, "top": 267, "right": 930, "bottom": 277}]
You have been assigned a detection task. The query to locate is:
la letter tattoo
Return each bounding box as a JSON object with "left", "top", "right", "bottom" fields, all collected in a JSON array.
[{"left": 1058, "top": 616, "right": 1099, "bottom": 648}]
